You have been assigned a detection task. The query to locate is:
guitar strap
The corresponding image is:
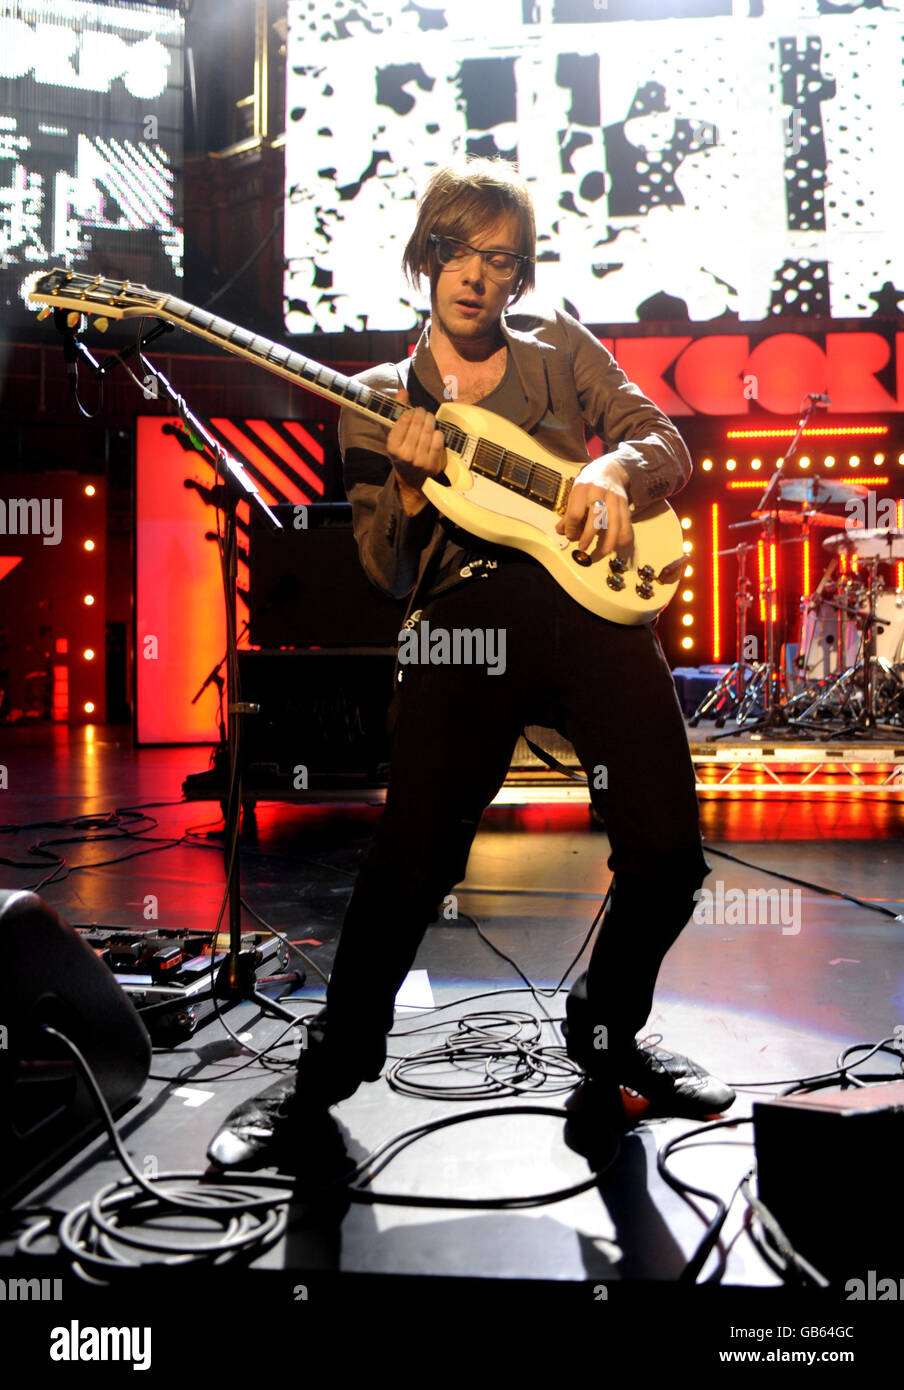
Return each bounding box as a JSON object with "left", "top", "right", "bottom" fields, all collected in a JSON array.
[
  {"left": 521, "top": 733, "right": 589, "bottom": 784},
  {"left": 395, "top": 354, "right": 438, "bottom": 411}
]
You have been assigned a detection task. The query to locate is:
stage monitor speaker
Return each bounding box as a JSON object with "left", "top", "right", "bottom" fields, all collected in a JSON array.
[
  {"left": 249, "top": 501, "right": 406, "bottom": 647},
  {"left": 754, "top": 1082, "right": 904, "bottom": 1284},
  {"left": 0, "top": 890, "right": 152, "bottom": 1205}
]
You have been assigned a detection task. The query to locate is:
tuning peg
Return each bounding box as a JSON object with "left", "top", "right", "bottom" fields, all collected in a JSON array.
[
  {"left": 94, "top": 317, "right": 109, "bottom": 333},
  {"left": 37, "top": 305, "right": 52, "bottom": 320},
  {"left": 66, "top": 311, "right": 80, "bottom": 328}
]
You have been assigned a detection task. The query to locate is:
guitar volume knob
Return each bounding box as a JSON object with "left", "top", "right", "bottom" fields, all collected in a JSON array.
[
  {"left": 608, "top": 556, "right": 628, "bottom": 575},
  {"left": 607, "top": 573, "right": 625, "bottom": 591},
  {"left": 638, "top": 565, "right": 654, "bottom": 581},
  {"left": 636, "top": 581, "right": 654, "bottom": 599}
]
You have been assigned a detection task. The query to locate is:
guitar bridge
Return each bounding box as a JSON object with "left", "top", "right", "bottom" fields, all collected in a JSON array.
[{"left": 556, "top": 478, "right": 574, "bottom": 516}]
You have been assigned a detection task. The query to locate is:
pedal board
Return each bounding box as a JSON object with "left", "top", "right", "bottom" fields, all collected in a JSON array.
[{"left": 75, "top": 925, "right": 298, "bottom": 1043}]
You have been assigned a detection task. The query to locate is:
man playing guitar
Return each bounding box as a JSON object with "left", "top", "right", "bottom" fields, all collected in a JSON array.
[{"left": 209, "top": 158, "right": 734, "bottom": 1172}]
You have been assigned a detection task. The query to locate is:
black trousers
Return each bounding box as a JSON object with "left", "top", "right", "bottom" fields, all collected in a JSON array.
[{"left": 297, "top": 560, "right": 709, "bottom": 1103}]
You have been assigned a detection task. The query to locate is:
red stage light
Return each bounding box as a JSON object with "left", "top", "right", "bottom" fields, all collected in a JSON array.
[
  {"left": 711, "top": 502, "right": 720, "bottom": 663},
  {"left": 726, "top": 426, "right": 888, "bottom": 439},
  {"left": 803, "top": 534, "right": 811, "bottom": 599}
]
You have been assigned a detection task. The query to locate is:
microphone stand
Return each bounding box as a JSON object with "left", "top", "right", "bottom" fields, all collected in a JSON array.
[{"left": 73, "top": 319, "right": 300, "bottom": 1025}]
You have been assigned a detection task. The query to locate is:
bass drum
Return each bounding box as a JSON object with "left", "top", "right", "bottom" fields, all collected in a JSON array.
[{"left": 874, "top": 588, "right": 904, "bottom": 664}]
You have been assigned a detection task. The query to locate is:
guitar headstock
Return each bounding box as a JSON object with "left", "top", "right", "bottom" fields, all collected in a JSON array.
[{"left": 28, "top": 269, "right": 167, "bottom": 326}]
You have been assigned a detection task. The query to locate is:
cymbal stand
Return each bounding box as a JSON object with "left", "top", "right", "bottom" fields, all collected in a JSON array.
[
  {"left": 689, "top": 541, "right": 757, "bottom": 726},
  {"left": 708, "top": 509, "right": 802, "bottom": 739}
]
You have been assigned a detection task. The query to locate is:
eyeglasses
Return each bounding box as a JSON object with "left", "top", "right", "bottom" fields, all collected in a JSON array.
[{"left": 428, "top": 232, "right": 531, "bottom": 285}]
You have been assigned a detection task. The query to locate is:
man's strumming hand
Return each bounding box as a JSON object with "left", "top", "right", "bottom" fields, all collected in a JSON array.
[{"left": 555, "top": 457, "right": 633, "bottom": 561}]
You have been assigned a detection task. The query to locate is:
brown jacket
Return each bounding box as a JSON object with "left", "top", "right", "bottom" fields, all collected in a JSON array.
[{"left": 339, "top": 305, "right": 692, "bottom": 612}]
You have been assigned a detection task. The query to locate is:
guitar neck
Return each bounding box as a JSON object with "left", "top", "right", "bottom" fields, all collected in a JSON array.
[
  {"left": 29, "top": 269, "right": 561, "bottom": 503},
  {"left": 159, "top": 294, "right": 433, "bottom": 436},
  {"left": 159, "top": 296, "right": 566, "bottom": 507}
]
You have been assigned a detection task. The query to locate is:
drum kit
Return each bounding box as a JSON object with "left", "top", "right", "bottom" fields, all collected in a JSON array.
[{"left": 691, "top": 474, "right": 904, "bottom": 737}]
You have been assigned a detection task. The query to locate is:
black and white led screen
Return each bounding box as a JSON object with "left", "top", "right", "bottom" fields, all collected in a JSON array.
[{"left": 283, "top": 0, "right": 904, "bottom": 333}]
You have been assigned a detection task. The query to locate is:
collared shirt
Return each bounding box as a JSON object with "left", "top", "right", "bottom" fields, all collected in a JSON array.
[{"left": 339, "top": 304, "right": 692, "bottom": 619}]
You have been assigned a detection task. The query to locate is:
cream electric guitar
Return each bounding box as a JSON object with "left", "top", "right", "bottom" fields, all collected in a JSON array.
[{"left": 29, "top": 268, "right": 687, "bottom": 624}]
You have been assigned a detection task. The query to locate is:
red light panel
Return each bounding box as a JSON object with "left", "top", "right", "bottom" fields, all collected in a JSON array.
[{"left": 711, "top": 502, "right": 721, "bottom": 662}]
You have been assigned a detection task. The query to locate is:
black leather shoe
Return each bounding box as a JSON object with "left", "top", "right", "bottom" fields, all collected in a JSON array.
[
  {"left": 207, "top": 1077, "right": 337, "bottom": 1173},
  {"left": 617, "top": 1041, "right": 735, "bottom": 1118}
]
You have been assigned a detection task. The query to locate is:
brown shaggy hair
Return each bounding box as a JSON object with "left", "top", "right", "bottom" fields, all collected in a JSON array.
[{"left": 402, "top": 158, "right": 536, "bottom": 305}]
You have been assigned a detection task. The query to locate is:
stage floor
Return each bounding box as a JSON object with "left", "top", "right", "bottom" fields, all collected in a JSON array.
[{"left": 1, "top": 723, "right": 902, "bottom": 1361}]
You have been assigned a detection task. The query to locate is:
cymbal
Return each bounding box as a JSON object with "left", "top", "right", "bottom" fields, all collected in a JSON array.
[
  {"left": 823, "top": 527, "right": 904, "bottom": 559},
  {"left": 752, "top": 508, "right": 844, "bottom": 528},
  {"left": 779, "top": 476, "right": 868, "bottom": 503}
]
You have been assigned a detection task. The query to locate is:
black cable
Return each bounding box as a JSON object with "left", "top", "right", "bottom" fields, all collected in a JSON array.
[
  {"left": 203, "top": 207, "right": 284, "bottom": 310},
  {"left": 22, "top": 1026, "right": 295, "bottom": 1279},
  {"left": 385, "top": 1011, "right": 581, "bottom": 1101},
  {"left": 24, "top": 1030, "right": 618, "bottom": 1279},
  {"left": 740, "top": 1172, "right": 830, "bottom": 1288},
  {"left": 459, "top": 887, "right": 607, "bottom": 1001},
  {"left": 703, "top": 842, "right": 904, "bottom": 922},
  {"left": 343, "top": 1105, "right": 619, "bottom": 1208},
  {"left": 721, "top": 1038, "right": 904, "bottom": 1094},
  {"left": 381, "top": 887, "right": 609, "bottom": 1099}
]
